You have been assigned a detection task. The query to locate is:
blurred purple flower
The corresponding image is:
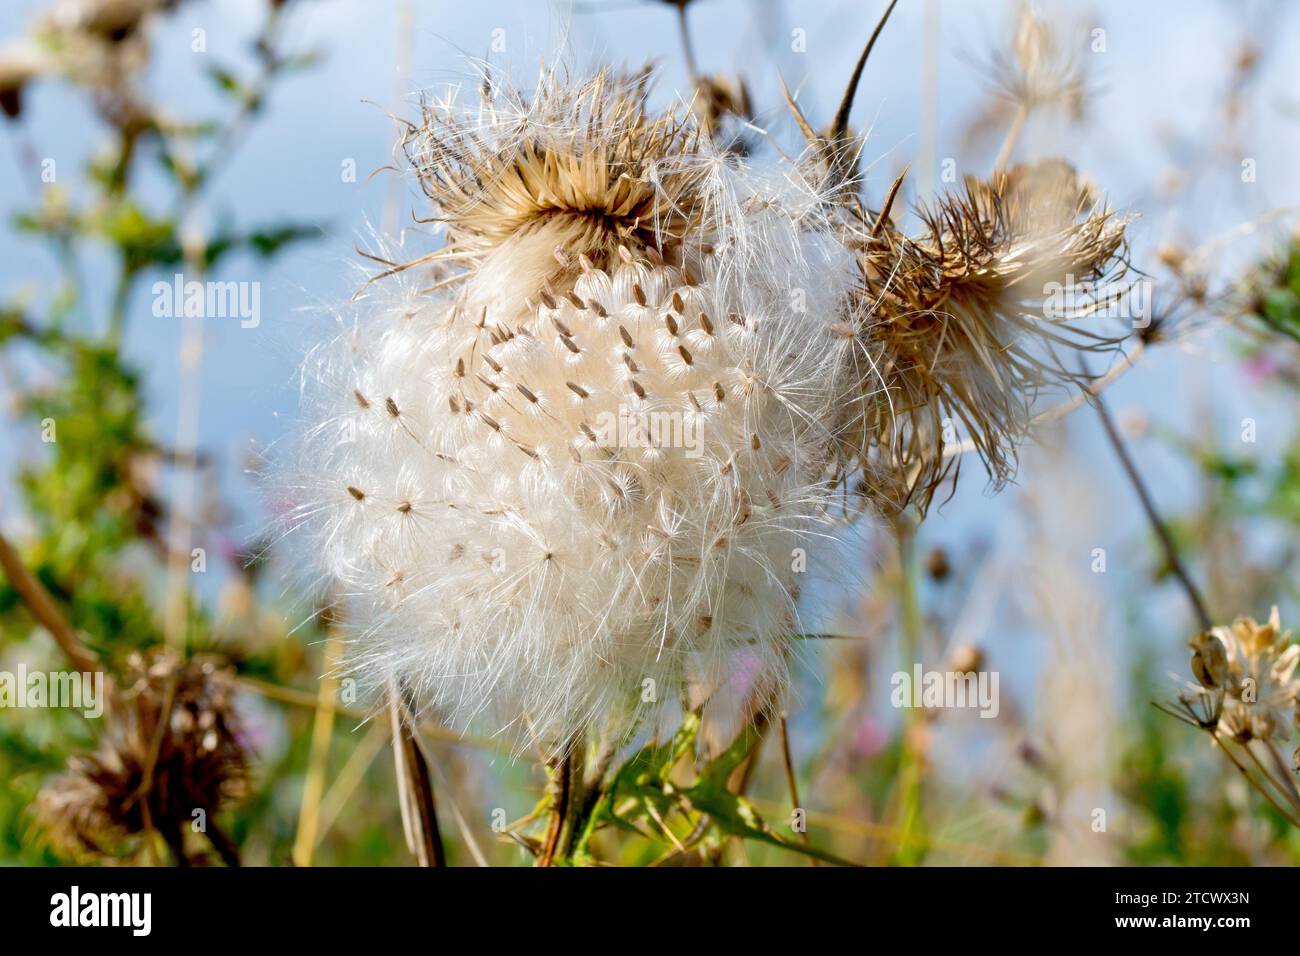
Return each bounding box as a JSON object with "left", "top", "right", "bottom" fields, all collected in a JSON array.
[
  {"left": 852, "top": 713, "right": 889, "bottom": 758},
  {"left": 1243, "top": 352, "right": 1279, "bottom": 386}
]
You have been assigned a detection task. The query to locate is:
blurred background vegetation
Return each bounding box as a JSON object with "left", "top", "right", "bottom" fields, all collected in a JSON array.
[{"left": 2, "top": 0, "right": 1300, "bottom": 865}]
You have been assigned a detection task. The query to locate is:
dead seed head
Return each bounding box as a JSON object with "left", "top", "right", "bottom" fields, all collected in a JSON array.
[
  {"left": 34, "top": 650, "right": 248, "bottom": 863},
  {"left": 841, "top": 159, "right": 1131, "bottom": 512},
  {"left": 404, "top": 68, "right": 707, "bottom": 276}
]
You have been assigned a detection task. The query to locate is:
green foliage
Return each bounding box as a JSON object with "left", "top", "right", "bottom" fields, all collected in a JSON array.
[
  {"left": 570, "top": 713, "right": 856, "bottom": 866},
  {"left": 0, "top": 0, "right": 338, "bottom": 866},
  {"left": 1249, "top": 240, "right": 1300, "bottom": 343}
]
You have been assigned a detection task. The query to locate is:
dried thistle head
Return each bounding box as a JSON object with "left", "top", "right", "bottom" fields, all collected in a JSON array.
[
  {"left": 959, "top": 3, "right": 1089, "bottom": 159},
  {"left": 689, "top": 73, "right": 753, "bottom": 149},
  {"left": 996, "top": 2, "right": 1087, "bottom": 118},
  {"left": 25, "top": 0, "right": 174, "bottom": 108},
  {"left": 841, "top": 159, "right": 1130, "bottom": 511},
  {"left": 35, "top": 650, "right": 248, "bottom": 863},
  {"left": 1185, "top": 608, "right": 1300, "bottom": 744},
  {"left": 402, "top": 68, "right": 708, "bottom": 288}
]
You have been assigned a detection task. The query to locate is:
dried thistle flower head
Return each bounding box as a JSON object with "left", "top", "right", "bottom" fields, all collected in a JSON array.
[
  {"left": 403, "top": 69, "right": 707, "bottom": 286},
  {"left": 842, "top": 159, "right": 1130, "bottom": 511},
  {"left": 998, "top": 2, "right": 1086, "bottom": 118},
  {"left": 285, "top": 67, "right": 858, "bottom": 749},
  {"left": 35, "top": 650, "right": 248, "bottom": 863},
  {"left": 1181, "top": 608, "right": 1300, "bottom": 743},
  {"left": 689, "top": 73, "right": 753, "bottom": 148},
  {"left": 27, "top": 0, "right": 179, "bottom": 102}
]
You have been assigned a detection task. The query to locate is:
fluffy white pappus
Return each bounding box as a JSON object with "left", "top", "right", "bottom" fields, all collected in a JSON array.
[{"left": 280, "top": 113, "right": 860, "bottom": 752}]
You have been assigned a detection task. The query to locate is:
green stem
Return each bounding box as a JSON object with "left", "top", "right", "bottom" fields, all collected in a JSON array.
[
  {"left": 106, "top": 263, "right": 134, "bottom": 348},
  {"left": 890, "top": 515, "right": 926, "bottom": 866}
]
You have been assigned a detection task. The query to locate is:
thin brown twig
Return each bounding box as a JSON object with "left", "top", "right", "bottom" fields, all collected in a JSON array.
[
  {"left": 828, "top": 0, "right": 900, "bottom": 143},
  {"left": 0, "top": 531, "right": 100, "bottom": 674},
  {"left": 416, "top": 734, "right": 491, "bottom": 867},
  {"left": 121, "top": 671, "right": 177, "bottom": 862},
  {"left": 1239, "top": 738, "right": 1300, "bottom": 818},
  {"left": 388, "top": 683, "right": 446, "bottom": 867},
  {"left": 1211, "top": 734, "right": 1300, "bottom": 827},
  {"left": 538, "top": 746, "right": 575, "bottom": 867},
  {"left": 1090, "top": 390, "right": 1214, "bottom": 631},
  {"left": 673, "top": 1, "right": 699, "bottom": 82},
  {"left": 778, "top": 715, "right": 817, "bottom": 864}
]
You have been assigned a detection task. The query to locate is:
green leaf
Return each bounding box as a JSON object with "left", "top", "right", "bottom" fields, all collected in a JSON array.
[
  {"left": 207, "top": 65, "right": 247, "bottom": 99},
  {"left": 683, "top": 782, "right": 859, "bottom": 867}
]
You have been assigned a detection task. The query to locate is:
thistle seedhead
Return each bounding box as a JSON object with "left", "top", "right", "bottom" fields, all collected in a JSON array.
[
  {"left": 403, "top": 68, "right": 708, "bottom": 286},
  {"left": 286, "top": 68, "right": 860, "bottom": 750},
  {"left": 689, "top": 73, "right": 753, "bottom": 150},
  {"left": 34, "top": 650, "right": 248, "bottom": 863},
  {"left": 995, "top": 2, "right": 1088, "bottom": 118},
  {"left": 287, "top": 44, "right": 1136, "bottom": 750},
  {"left": 841, "top": 160, "right": 1131, "bottom": 512}
]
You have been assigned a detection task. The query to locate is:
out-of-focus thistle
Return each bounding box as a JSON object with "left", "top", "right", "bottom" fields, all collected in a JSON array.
[
  {"left": 35, "top": 650, "right": 248, "bottom": 865},
  {"left": 0, "top": 40, "right": 48, "bottom": 119},
  {"left": 995, "top": 1, "right": 1086, "bottom": 119},
  {"left": 688, "top": 73, "right": 753, "bottom": 149},
  {"left": 1238, "top": 229, "right": 1300, "bottom": 344},
  {"left": 42, "top": 0, "right": 177, "bottom": 41},
  {"left": 0, "top": 0, "right": 186, "bottom": 120}
]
